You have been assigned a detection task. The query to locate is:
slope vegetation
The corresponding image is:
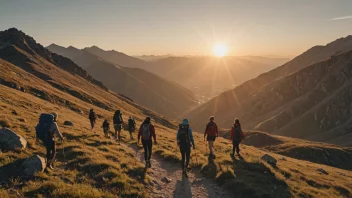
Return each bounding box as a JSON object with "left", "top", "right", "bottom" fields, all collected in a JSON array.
[
  {"left": 47, "top": 44, "right": 196, "bottom": 118},
  {"left": 0, "top": 28, "right": 351, "bottom": 198},
  {"left": 187, "top": 36, "right": 352, "bottom": 146}
]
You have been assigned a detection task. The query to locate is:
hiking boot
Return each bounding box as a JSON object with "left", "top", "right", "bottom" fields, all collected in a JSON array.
[
  {"left": 148, "top": 161, "right": 152, "bottom": 168},
  {"left": 46, "top": 163, "right": 54, "bottom": 170},
  {"left": 183, "top": 169, "right": 188, "bottom": 178},
  {"left": 212, "top": 154, "right": 216, "bottom": 159}
]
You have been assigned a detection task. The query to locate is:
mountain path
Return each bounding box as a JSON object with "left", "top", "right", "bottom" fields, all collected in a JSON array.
[{"left": 128, "top": 144, "right": 232, "bottom": 198}]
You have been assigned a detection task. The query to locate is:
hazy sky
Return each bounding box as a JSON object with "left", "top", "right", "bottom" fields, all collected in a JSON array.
[{"left": 1, "top": 0, "right": 352, "bottom": 57}]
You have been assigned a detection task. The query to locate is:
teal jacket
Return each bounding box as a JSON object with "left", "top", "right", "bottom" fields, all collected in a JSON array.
[{"left": 176, "top": 124, "right": 195, "bottom": 147}]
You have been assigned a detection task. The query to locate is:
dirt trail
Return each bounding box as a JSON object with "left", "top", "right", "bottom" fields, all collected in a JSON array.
[{"left": 128, "top": 144, "right": 232, "bottom": 198}]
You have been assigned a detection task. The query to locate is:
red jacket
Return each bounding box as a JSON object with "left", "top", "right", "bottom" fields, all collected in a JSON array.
[
  {"left": 138, "top": 123, "right": 156, "bottom": 142},
  {"left": 204, "top": 121, "right": 218, "bottom": 137}
]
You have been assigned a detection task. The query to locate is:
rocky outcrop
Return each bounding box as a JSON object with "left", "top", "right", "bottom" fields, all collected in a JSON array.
[
  {"left": 64, "top": 121, "right": 74, "bottom": 126},
  {"left": 0, "top": 128, "right": 27, "bottom": 150},
  {"left": 261, "top": 154, "right": 277, "bottom": 167},
  {"left": 21, "top": 155, "right": 46, "bottom": 176}
]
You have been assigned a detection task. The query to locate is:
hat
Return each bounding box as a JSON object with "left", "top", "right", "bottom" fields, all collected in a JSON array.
[
  {"left": 181, "top": 118, "right": 189, "bottom": 125},
  {"left": 51, "top": 112, "right": 58, "bottom": 120}
]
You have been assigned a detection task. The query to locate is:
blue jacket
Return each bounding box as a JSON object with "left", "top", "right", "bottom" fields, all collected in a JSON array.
[{"left": 176, "top": 124, "right": 195, "bottom": 147}]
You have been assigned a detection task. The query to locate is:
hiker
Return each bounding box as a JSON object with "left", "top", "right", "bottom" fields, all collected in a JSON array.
[
  {"left": 204, "top": 116, "right": 218, "bottom": 159},
  {"left": 36, "top": 112, "right": 64, "bottom": 170},
  {"left": 89, "top": 109, "right": 97, "bottom": 132},
  {"left": 128, "top": 116, "right": 136, "bottom": 140},
  {"left": 101, "top": 119, "right": 110, "bottom": 138},
  {"left": 230, "top": 119, "right": 244, "bottom": 157},
  {"left": 113, "top": 110, "right": 124, "bottom": 142},
  {"left": 176, "top": 118, "right": 195, "bottom": 177},
  {"left": 138, "top": 116, "right": 157, "bottom": 168}
]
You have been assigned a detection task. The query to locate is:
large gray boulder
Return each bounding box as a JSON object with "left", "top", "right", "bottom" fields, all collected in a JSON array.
[
  {"left": 0, "top": 128, "right": 27, "bottom": 150},
  {"left": 21, "top": 155, "right": 46, "bottom": 176},
  {"left": 261, "top": 154, "right": 277, "bottom": 167}
]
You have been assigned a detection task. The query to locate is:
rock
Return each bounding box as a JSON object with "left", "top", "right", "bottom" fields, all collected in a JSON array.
[
  {"left": 0, "top": 128, "right": 27, "bottom": 150},
  {"left": 316, "top": 168, "right": 328, "bottom": 175},
  {"left": 21, "top": 155, "right": 46, "bottom": 176},
  {"left": 63, "top": 121, "right": 74, "bottom": 126},
  {"left": 261, "top": 154, "right": 277, "bottom": 166},
  {"left": 281, "top": 157, "right": 287, "bottom": 161},
  {"left": 161, "top": 177, "right": 171, "bottom": 183},
  {"left": 17, "top": 118, "right": 27, "bottom": 123}
]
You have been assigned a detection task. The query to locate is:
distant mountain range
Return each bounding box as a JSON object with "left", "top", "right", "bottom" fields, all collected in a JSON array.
[
  {"left": 46, "top": 44, "right": 196, "bottom": 118},
  {"left": 144, "top": 56, "right": 289, "bottom": 102},
  {"left": 187, "top": 35, "right": 352, "bottom": 146}
]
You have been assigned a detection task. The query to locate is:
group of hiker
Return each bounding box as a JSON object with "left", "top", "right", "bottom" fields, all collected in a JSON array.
[
  {"left": 89, "top": 109, "right": 136, "bottom": 141},
  {"left": 36, "top": 110, "right": 245, "bottom": 176}
]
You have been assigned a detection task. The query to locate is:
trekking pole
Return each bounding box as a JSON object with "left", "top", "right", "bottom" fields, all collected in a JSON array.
[{"left": 61, "top": 140, "right": 66, "bottom": 169}]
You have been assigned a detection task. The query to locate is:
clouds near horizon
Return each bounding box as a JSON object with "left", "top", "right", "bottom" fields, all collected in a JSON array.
[{"left": 330, "top": 15, "right": 352, "bottom": 21}]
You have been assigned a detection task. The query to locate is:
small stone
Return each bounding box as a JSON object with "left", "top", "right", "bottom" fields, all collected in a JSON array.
[
  {"left": 162, "top": 177, "right": 172, "bottom": 183},
  {"left": 316, "top": 168, "right": 328, "bottom": 175},
  {"left": 281, "top": 157, "right": 287, "bottom": 161}
]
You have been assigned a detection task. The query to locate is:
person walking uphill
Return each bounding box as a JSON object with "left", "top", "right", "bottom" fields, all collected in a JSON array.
[
  {"left": 89, "top": 109, "right": 97, "bottom": 132},
  {"left": 230, "top": 119, "right": 244, "bottom": 158},
  {"left": 113, "top": 110, "right": 124, "bottom": 143},
  {"left": 176, "top": 119, "right": 195, "bottom": 177},
  {"left": 36, "top": 112, "right": 64, "bottom": 170},
  {"left": 128, "top": 116, "right": 136, "bottom": 140},
  {"left": 138, "top": 117, "right": 157, "bottom": 168},
  {"left": 204, "top": 116, "right": 218, "bottom": 159},
  {"left": 101, "top": 119, "right": 110, "bottom": 138}
]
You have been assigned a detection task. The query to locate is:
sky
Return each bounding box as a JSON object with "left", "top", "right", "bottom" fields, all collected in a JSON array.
[{"left": 0, "top": 0, "right": 352, "bottom": 57}]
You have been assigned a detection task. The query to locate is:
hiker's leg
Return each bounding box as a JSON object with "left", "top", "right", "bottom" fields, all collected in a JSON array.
[
  {"left": 180, "top": 148, "right": 186, "bottom": 170},
  {"left": 236, "top": 140, "right": 240, "bottom": 154},
  {"left": 232, "top": 141, "right": 236, "bottom": 155},
  {"left": 142, "top": 140, "right": 148, "bottom": 161},
  {"left": 208, "top": 141, "right": 214, "bottom": 154},
  {"left": 185, "top": 148, "right": 191, "bottom": 169},
  {"left": 148, "top": 140, "right": 153, "bottom": 161},
  {"left": 51, "top": 141, "right": 57, "bottom": 162},
  {"left": 46, "top": 144, "right": 51, "bottom": 162}
]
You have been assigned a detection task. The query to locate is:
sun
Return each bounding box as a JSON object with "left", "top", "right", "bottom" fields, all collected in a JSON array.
[{"left": 213, "top": 44, "right": 228, "bottom": 57}]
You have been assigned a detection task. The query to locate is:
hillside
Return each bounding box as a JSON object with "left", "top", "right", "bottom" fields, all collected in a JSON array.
[
  {"left": 144, "top": 56, "right": 288, "bottom": 101},
  {"left": 84, "top": 45, "right": 149, "bottom": 68},
  {"left": 187, "top": 36, "right": 352, "bottom": 146},
  {"left": 222, "top": 130, "right": 352, "bottom": 171},
  {"left": 46, "top": 44, "right": 196, "bottom": 119},
  {"left": 0, "top": 28, "right": 351, "bottom": 198}
]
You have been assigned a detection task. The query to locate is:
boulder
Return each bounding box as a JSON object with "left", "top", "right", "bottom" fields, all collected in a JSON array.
[
  {"left": 21, "top": 155, "right": 46, "bottom": 176},
  {"left": 0, "top": 128, "right": 27, "bottom": 150},
  {"left": 261, "top": 154, "right": 277, "bottom": 167},
  {"left": 63, "top": 121, "right": 74, "bottom": 126}
]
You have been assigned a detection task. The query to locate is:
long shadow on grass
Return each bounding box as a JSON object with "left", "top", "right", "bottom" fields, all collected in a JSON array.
[
  {"left": 223, "top": 156, "right": 292, "bottom": 198},
  {"left": 173, "top": 176, "right": 192, "bottom": 198}
]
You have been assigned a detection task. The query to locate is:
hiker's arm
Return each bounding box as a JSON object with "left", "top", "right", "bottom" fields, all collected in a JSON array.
[
  {"left": 176, "top": 129, "right": 180, "bottom": 141},
  {"left": 151, "top": 125, "right": 156, "bottom": 142},
  {"left": 204, "top": 125, "right": 208, "bottom": 139},
  {"left": 215, "top": 124, "right": 219, "bottom": 136},
  {"left": 189, "top": 128, "right": 195, "bottom": 146},
  {"left": 230, "top": 127, "right": 234, "bottom": 140},
  {"left": 53, "top": 123, "right": 64, "bottom": 140},
  {"left": 137, "top": 125, "right": 142, "bottom": 141}
]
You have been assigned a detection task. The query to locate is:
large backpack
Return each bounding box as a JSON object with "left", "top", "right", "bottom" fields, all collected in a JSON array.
[
  {"left": 141, "top": 124, "right": 151, "bottom": 140},
  {"left": 206, "top": 122, "right": 217, "bottom": 136},
  {"left": 35, "top": 113, "right": 54, "bottom": 144},
  {"left": 113, "top": 111, "right": 123, "bottom": 124},
  {"left": 178, "top": 124, "right": 190, "bottom": 147}
]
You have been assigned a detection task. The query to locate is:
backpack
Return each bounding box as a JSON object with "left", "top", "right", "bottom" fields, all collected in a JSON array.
[
  {"left": 233, "top": 124, "right": 242, "bottom": 140},
  {"left": 113, "top": 112, "right": 123, "bottom": 124},
  {"left": 35, "top": 113, "right": 54, "bottom": 144},
  {"left": 141, "top": 124, "right": 151, "bottom": 140},
  {"left": 102, "top": 121, "right": 109, "bottom": 129},
  {"left": 178, "top": 124, "right": 190, "bottom": 147},
  {"left": 89, "top": 111, "right": 96, "bottom": 120},
  {"left": 206, "top": 122, "right": 217, "bottom": 136}
]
